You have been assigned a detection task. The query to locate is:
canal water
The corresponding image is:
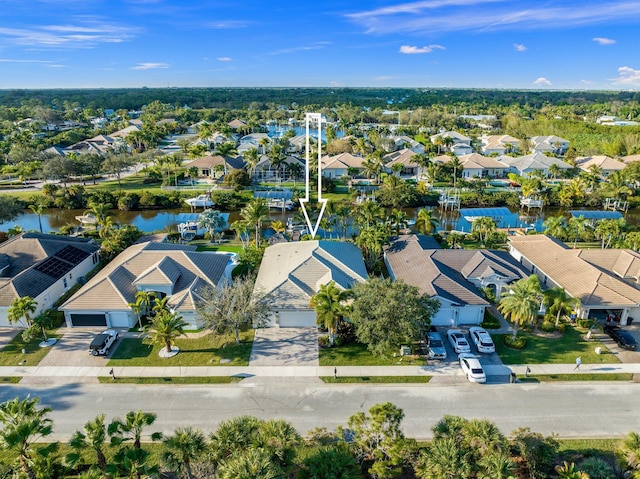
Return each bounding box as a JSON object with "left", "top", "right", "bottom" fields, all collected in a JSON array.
[{"left": 7, "top": 206, "right": 639, "bottom": 236}]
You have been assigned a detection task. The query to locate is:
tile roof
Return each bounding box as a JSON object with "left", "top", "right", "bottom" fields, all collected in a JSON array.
[
  {"left": 254, "top": 241, "right": 368, "bottom": 310},
  {"left": 508, "top": 235, "right": 640, "bottom": 307},
  {"left": 576, "top": 156, "right": 626, "bottom": 172},
  {"left": 384, "top": 148, "right": 419, "bottom": 167},
  {"left": 322, "top": 153, "right": 366, "bottom": 169},
  {"left": 60, "top": 242, "right": 228, "bottom": 312},
  {"left": 385, "top": 235, "right": 528, "bottom": 306},
  {"left": 458, "top": 153, "right": 507, "bottom": 170},
  {"left": 498, "top": 152, "right": 572, "bottom": 171}
]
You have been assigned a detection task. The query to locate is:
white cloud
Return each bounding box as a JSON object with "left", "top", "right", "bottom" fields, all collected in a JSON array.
[
  {"left": 611, "top": 66, "right": 640, "bottom": 86},
  {"left": 0, "top": 58, "right": 53, "bottom": 63},
  {"left": 533, "top": 77, "right": 552, "bottom": 86},
  {"left": 346, "top": 1, "right": 640, "bottom": 35},
  {"left": 217, "top": 57, "right": 232, "bottom": 62},
  {"left": 399, "top": 44, "right": 445, "bottom": 54},
  {"left": 0, "top": 20, "right": 136, "bottom": 48},
  {"left": 131, "top": 62, "right": 169, "bottom": 70},
  {"left": 514, "top": 43, "right": 527, "bottom": 51},
  {"left": 593, "top": 37, "right": 616, "bottom": 45},
  {"left": 266, "top": 42, "right": 329, "bottom": 56},
  {"left": 207, "top": 20, "right": 252, "bottom": 29}
]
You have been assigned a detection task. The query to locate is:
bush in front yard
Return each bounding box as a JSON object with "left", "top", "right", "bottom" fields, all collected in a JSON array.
[
  {"left": 481, "top": 310, "right": 501, "bottom": 329},
  {"left": 503, "top": 335, "right": 527, "bottom": 349},
  {"left": 541, "top": 321, "right": 556, "bottom": 333}
]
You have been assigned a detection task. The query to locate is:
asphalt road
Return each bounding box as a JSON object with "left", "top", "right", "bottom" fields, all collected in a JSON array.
[{"left": 1, "top": 381, "right": 639, "bottom": 441}]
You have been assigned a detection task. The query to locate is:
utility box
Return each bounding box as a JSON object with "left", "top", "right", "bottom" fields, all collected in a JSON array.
[{"left": 400, "top": 345, "right": 411, "bottom": 356}]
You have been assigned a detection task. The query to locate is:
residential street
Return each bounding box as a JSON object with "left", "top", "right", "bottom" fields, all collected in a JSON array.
[{"left": 1, "top": 381, "right": 638, "bottom": 441}]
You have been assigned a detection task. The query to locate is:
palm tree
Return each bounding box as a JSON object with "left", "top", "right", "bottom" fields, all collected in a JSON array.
[
  {"left": 618, "top": 431, "right": 640, "bottom": 477},
  {"left": 128, "top": 290, "right": 157, "bottom": 330},
  {"left": 214, "top": 142, "right": 238, "bottom": 176},
  {"left": 0, "top": 397, "right": 53, "bottom": 479},
  {"left": 595, "top": 218, "right": 623, "bottom": 249},
  {"left": 472, "top": 216, "right": 497, "bottom": 245},
  {"left": 299, "top": 444, "right": 359, "bottom": 479},
  {"left": 230, "top": 219, "right": 251, "bottom": 248},
  {"left": 29, "top": 202, "right": 47, "bottom": 234},
  {"left": 448, "top": 155, "right": 463, "bottom": 188},
  {"left": 66, "top": 414, "right": 109, "bottom": 472},
  {"left": 543, "top": 287, "right": 580, "bottom": 328},
  {"left": 143, "top": 309, "right": 188, "bottom": 355},
  {"left": 240, "top": 198, "right": 269, "bottom": 247},
  {"left": 542, "top": 215, "right": 567, "bottom": 241},
  {"left": 555, "top": 461, "right": 589, "bottom": 479},
  {"left": 498, "top": 275, "right": 542, "bottom": 340},
  {"left": 354, "top": 200, "right": 385, "bottom": 229},
  {"left": 242, "top": 147, "right": 259, "bottom": 180},
  {"left": 415, "top": 437, "right": 473, "bottom": 479},
  {"left": 425, "top": 163, "right": 440, "bottom": 186},
  {"left": 287, "top": 161, "right": 303, "bottom": 187},
  {"left": 84, "top": 201, "right": 112, "bottom": 230},
  {"left": 567, "top": 215, "right": 589, "bottom": 248},
  {"left": 99, "top": 216, "right": 116, "bottom": 240},
  {"left": 415, "top": 208, "right": 439, "bottom": 235},
  {"left": 108, "top": 410, "right": 162, "bottom": 452},
  {"left": 162, "top": 427, "right": 207, "bottom": 479},
  {"left": 216, "top": 448, "right": 282, "bottom": 479},
  {"left": 7, "top": 296, "right": 37, "bottom": 327},
  {"left": 387, "top": 208, "right": 409, "bottom": 235},
  {"left": 309, "top": 281, "right": 351, "bottom": 346}
]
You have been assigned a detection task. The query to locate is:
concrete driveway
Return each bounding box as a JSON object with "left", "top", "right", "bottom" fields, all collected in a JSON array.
[
  {"left": 0, "top": 328, "right": 20, "bottom": 349},
  {"left": 249, "top": 328, "right": 318, "bottom": 366},
  {"left": 598, "top": 323, "right": 640, "bottom": 363},
  {"left": 38, "top": 327, "right": 125, "bottom": 367}
]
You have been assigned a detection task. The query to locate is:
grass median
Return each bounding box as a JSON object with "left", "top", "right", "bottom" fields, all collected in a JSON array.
[
  {"left": 319, "top": 342, "right": 427, "bottom": 366},
  {"left": 98, "top": 376, "right": 242, "bottom": 384},
  {"left": 518, "top": 373, "right": 634, "bottom": 382},
  {"left": 321, "top": 376, "right": 432, "bottom": 384},
  {"left": 107, "top": 329, "right": 254, "bottom": 367}
]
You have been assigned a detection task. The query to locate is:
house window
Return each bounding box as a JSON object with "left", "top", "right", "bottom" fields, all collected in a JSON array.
[{"left": 63, "top": 278, "right": 68, "bottom": 288}]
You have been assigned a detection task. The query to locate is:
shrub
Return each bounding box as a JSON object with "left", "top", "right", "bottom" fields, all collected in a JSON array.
[
  {"left": 481, "top": 310, "right": 501, "bottom": 329},
  {"left": 502, "top": 335, "right": 527, "bottom": 349},
  {"left": 224, "top": 169, "right": 251, "bottom": 188},
  {"left": 210, "top": 191, "right": 242, "bottom": 211},
  {"left": 116, "top": 192, "right": 140, "bottom": 211},
  {"left": 318, "top": 335, "right": 331, "bottom": 348},
  {"left": 541, "top": 321, "right": 556, "bottom": 333},
  {"left": 577, "top": 318, "right": 595, "bottom": 329},
  {"left": 578, "top": 457, "right": 615, "bottom": 479}
]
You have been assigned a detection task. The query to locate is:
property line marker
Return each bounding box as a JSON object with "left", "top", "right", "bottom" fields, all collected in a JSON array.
[{"left": 300, "top": 113, "right": 327, "bottom": 238}]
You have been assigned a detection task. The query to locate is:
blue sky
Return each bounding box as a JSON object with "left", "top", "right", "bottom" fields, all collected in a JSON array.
[{"left": 1, "top": 0, "right": 640, "bottom": 90}]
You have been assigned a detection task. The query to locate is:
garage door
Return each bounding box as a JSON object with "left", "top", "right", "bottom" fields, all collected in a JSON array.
[
  {"left": 70, "top": 313, "right": 107, "bottom": 327},
  {"left": 278, "top": 311, "right": 317, "bottom": 327},
  {"left": 431, "top": 309, "right": 454, "bottom": 326}
]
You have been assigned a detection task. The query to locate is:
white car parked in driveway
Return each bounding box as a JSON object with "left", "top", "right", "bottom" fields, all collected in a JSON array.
[
  {"left": 447, "top": 329, "right": 471, "bottom": 353},
  {"left": 459, "top": 353, "right": 487, "bottom": 383},
  {"left": 469, "top": 326, "right": 496, "bottom": 354}
]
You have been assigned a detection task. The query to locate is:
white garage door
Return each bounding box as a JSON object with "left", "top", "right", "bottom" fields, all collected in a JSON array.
[
  {"left": 431, "top": 309, "right": 455, "bottom": 326},
  {"left": 109, "top": 312, "right": 132, "bottom": 328},
  {"left": 278, "top": 311, "right": 317, "bottom": 328}
]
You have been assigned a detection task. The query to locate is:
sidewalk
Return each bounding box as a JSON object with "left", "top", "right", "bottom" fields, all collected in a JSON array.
[{"left": 2, "top": 362, "right": 640, "bottom": 380}]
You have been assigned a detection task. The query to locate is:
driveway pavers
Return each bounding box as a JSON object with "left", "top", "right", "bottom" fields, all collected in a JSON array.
[
  {"left": 37, "top": 327, "right": 126, "bottom": 367},
  {"left": 249, "top": 327, "right": 319, "bottom": 366}
]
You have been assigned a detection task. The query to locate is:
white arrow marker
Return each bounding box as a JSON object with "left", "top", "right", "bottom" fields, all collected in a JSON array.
[{"left": 299, "top": 112, "right": 327, "bottom": 239}]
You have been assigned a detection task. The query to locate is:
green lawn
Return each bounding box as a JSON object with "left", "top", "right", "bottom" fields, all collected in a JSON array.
[
  {"left": 321, "top": 376, "right": 432, "bottom": 384},
  {"left": 0, "top": 377, "right": 21, "bottom": 384},
  {"left": 187, "top": 240, "right": 243, "bottom": 253},
  {"left": 519, "top": 373, "right": 633, "bottom": 382},
  {"left": 98, "top": 376, "right": 242, "bottom": 384},
  {"left": 0, "top": 330, "right": 61, "bottom": 366},
  {"left": 319, "top": 342, "right": 427, "bottom": 366},
  {"left": 493, "top": 326, "right": 619, "bottom": 365},
  {"left": 107, "top": 329, "right": 254, "bottom": 367}
]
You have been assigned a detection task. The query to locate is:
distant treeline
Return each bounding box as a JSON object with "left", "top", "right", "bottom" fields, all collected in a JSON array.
[{"left": 2, "top": 87, "right": 640, "bottom": 111}]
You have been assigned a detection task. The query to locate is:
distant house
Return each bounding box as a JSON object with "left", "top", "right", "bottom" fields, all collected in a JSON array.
[
  {"left": 253, "top": 241, "right": 368, "bottom": 327},
  {"left": 508, "top": 235, "right": 640, "bottom": 325},
  {"left": 0, "top": 233, "right": 100, "bottom": 327},
  {"left": 385, "top": 235, "right": 528, "bottom": 326},
  {"left": 110, "top": 124, "right": 142, "bottom": 139},
  {"left": 383, "top": 149, "right": 423, "bottom": 177},
  {"left": 390, "top": 135, "right": 425, "bottom": 154},
  {"left": 253, "top": 154, "right": 305, "bottom": 182},
  {"left": 322, "top": 152, "right": 367, "bottom": 179},
  {"left": 497, "top": 152, "right": 573, "bottom": 177},
  {"left": 60, "top": 242, "right": 230, "bottom": 329},
  {"left": 185, "top": 155, "right": 245, "bottom": 179},
  {"left": 531, "top": 135, "right": 569, "bottom": 155},
  {"left": 480, "top": 134, "right": 521, "bottom": 155},
  {"left": 430, "top": 131, "right": 472, "bottom": 154},
  {"left": 575, "top": 156, "right": 626, "bottom": 177},
  {"left": 228, "top": 119, "right": 247, "bottom": 129},
  {"left": 597, "top": 115, "right": 639, "bottom": 127},
  {"left": 623, "top": 154, "right": 640, "bottom": 164},
  {"left": 286, "top": 134, "right": 307, "bottom": 154},
  {"left": 457, "top": 153, "right": 508, "bottom": 179},
  {"left": 238, "top": 133, "right": 270, "bottom": 154}
]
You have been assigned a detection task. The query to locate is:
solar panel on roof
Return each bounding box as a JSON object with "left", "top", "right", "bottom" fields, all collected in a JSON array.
[
  {"left": 34, "top": 256, "right": 73, "bottom": 279},
  {"left": 55, "top": 245, "right": 89, "bottom": 265}
]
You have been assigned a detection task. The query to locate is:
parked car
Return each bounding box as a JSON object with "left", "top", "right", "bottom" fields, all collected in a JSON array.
[
  {"left": 426, "top": 328, "right": 447, "bottom": 360},
  {"left": 89, "top": 330, "right": 119, "bottom": 356},
  {"left": 447, "top": 329, "right": 471, "bottom": 354},
  {"left": 469, "top": 326, "right": 496, "bottom": 354},
  {"left": 603, "top": 325, "right": 638, "bottom": 351},
  {"left": 458, "top": 353, "right": 486, "bottom": 383}
]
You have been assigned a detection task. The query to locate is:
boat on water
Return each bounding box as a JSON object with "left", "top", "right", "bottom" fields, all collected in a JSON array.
[
  {"left": 268, "top": 198, "right": 296, "bottom": 210},
  {"left": 177, "top": 221, "right": 206, "bottom": 241},
  {"left": 74, "top": 213, "right": 97, "bottom": 225},
  {"left": 185, "top": 194, "right": 214, "bottom": 208}
]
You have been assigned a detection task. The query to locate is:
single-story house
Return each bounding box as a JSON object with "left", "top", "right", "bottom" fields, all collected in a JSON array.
[
  {"left": 253, "top": 241, "right": 368, "bottom": 327},
  {"left": 253, "top": 154, "right": 305, "bottom": 181},
  {"left": 622, "top": 154, "right": 640, "bottom": 164},
  {"left": 531, "top": 135, "right": 569, "bottom": 155},
  {"left": 508, "top": 235, "right": 640, "bottom": 325},
  {"left": 321, "top": 153, "right": 366, "bottom": 179},
  {"left": 575, "top": 156, "right": 626, "bottom": 177},
  {"left": 458, "top": 153, "right": 508, "bottom": 179},
  {"left": 383, "top": 149, "right": 423, "bottom": 177},
  {"left": 497, "top": 152, "right": 573, "bottom": 177},
  {"left": 238, "top": 133, "right": 270, "bottom": 154},
  {"left": 385, "top": 235, "right": 529, "bottom": 326},
  {"left": 390, "top": 135, "right": 425, "bottom": 154},
  {"left": 60, "top": 242, "right": 230, "bottom": 329},
  {"left": 0, "top": 233, "right": 100, "bottom": 327},
  {"left": 186, "top": 155, "right": 245, "bottom": 179},
  {"left": 480, "top": 134, "right": 521, "bottom": 155},
  {"left": 430, "top": 131, "right": 473, "bottom": 155}
]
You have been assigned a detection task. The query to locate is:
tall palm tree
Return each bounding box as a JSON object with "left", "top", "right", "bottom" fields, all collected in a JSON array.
[
  {"left": 84, "top": 201, "right": 112, "bottom": 230},
  {"left": 0, "top": 397, "right": 53, "bottom": 479},
  {"left": 448, "top": 155, "right": 463, "bottom": 188},
  {"left": 472, "top": 217, "right": 497, "bottom": 245},
  {"left": 66, "top": 414, "right": 109, "bottom": 472},
  {"left": 99, "top": 216, "right": 116, "bottom": 240},
  {"left": 415, "top": 208, "right": 439, "bottom": 235},
  {"left": 143, "top": 309, "right": 188, "bottom": 354},
  {"left": 287, "top": 162, "right": 303, "bottom": 188},
  {"left": 241, "top": 198, "right": 269, "bottom": 247},
  {"left": 387, "top": 208, "right": 409, "bottom": 236},
  {"left": 7, "top": 296, "right": 37, "bottom": 327},
  {"left": 498, "top": 275, "right": 542, "bottom": 340},
  {"left": 242, "top": 147, "right": 260, "bottom": 180},
  {"left": 543, "top": 287, "right": 580, "bottom": 328},
  {"left": 542, "top": 215, "right": 567, "bottom": 241},
  {"left": 162, "top": 427, "right": 207, "bottom": 479},
  {"left": 28, "top": 202, "right": 47, "bottom": 234},
  {"left": 309, "top": 281, "right": 351, "bottom": 345},
  {"left": 108, "top": 410, "right": 162, "bottom": 452},
  {"left": 214, "top": 142, "right": 239, "bottom": 176},
  {"left": 567, "top": 215, "right": 589, "bottom": 248},
  {"left": 354, "top": 200, "right": 385, "bottom": 229}
]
